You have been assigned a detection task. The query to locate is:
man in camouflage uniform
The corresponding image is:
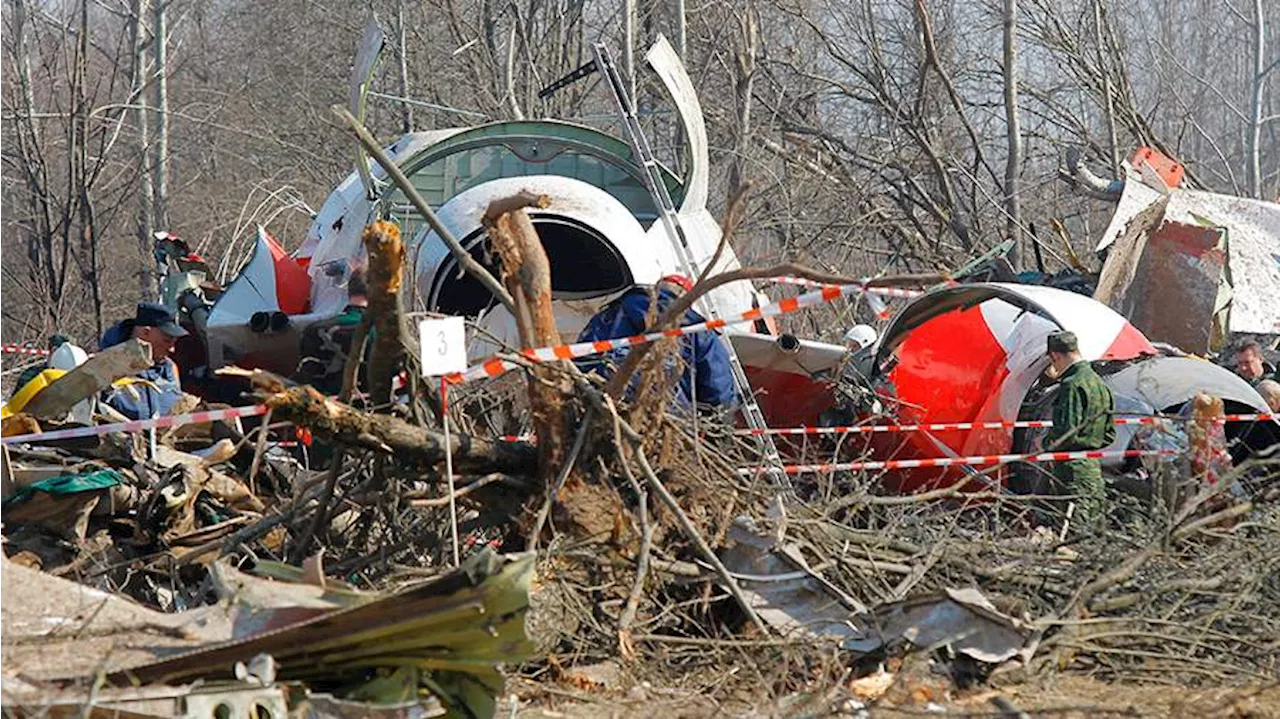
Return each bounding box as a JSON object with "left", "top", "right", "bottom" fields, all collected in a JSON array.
[{"left": 1044, "top": 330, "right": 1116, "bottom": 526}]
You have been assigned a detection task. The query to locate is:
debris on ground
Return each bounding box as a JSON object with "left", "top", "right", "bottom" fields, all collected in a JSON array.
[{"left": 3, "top": 52, "right": 1278, "bottom": 719}]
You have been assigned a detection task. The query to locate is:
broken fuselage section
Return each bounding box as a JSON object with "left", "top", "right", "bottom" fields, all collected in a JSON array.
[{"left": 286, "top": 40, "right": 1275, "bottom": 494}]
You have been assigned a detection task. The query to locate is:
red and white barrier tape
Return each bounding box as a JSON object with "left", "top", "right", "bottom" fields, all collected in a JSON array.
[
  {"left": 1, "top": 344, "right": 52, "bottom": 358},
  {"left": 732, "top": 414, "right": 1162, "bottom": 437},
  {"left": 1, "top": 404, "right": 268, "bottom": 445},
  {"left": 735, "top": 413, "right": 1277, "bottom": 437},
  {"left": 445, "top": 280, "right": 922, "bottom": 384},
  {"left": 1222, "top": 413, "right": 1277, "bottom": 423},
  {"left": 739, "top": 448, "right": 1181, "bottom": 475},
  {"left": 768, "top": 277, "right": 925, "bottom": 297}
]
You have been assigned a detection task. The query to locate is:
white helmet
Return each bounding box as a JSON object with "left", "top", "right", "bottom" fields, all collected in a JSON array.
[
  {"left": 843, "top": 324, "right": 877, "bottom": 350},
  {"left": 48, "top": 342, "right": 88, "bottom": 370}
]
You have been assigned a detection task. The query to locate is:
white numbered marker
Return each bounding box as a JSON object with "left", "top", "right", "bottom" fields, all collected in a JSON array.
[{"left": 419, "top": 316, "right": 467, "bottom": 377}]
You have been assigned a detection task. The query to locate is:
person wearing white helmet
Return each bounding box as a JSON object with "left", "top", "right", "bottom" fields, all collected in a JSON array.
[
  {"left": 843, "top": 324, "right": 877, "bottom": 352},
  {"left": 820, "top": 324, "right": 882, "bottom": 426}
]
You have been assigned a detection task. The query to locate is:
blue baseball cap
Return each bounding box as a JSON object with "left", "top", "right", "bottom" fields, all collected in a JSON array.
[{"left": 135, "top": 302, "right": 188, "bottom": 338}]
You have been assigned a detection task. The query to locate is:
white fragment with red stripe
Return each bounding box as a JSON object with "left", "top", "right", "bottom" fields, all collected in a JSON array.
[{"left": 734, "top": 414, "right": 1276, "bottom": 437}]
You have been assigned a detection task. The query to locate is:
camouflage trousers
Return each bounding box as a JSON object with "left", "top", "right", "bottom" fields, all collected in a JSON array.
[{"left": 1051, "top": 458, "right": 1105, "bottom": 528}]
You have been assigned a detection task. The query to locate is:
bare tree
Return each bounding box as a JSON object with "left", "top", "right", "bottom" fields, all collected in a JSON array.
[
  {"left": 1247, "top": 0, "right": 1266, "bottom": 198},
  {"left": 1002, "top": 0, "right": 1023, "bottom": 263}
]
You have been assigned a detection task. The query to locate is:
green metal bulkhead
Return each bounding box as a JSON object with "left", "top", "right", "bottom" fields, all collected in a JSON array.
[{"left": 375, "top": 120, "right": 684, "bottom": 237}]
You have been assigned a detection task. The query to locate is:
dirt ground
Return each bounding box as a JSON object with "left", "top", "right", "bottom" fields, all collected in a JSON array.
[{"left": 509, "top": 667, "right": 1280, "bottom": 718}]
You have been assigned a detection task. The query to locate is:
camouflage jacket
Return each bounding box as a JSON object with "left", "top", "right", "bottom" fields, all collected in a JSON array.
[{"left": 297, "top": 305, "right": 366, "bottom": 395}]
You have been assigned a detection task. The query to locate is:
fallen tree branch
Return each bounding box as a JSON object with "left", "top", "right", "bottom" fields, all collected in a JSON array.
[
  {"left": 263, "top": 385, "right": 537, "bottom": 474},
  {"left": 24, "top": 339, "right": 153, "bottom": 419},
  {"left": 576, "top": 380, "right": 770, "bottom": 636}
]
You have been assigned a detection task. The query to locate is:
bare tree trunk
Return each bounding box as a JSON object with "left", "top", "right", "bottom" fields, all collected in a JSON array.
[
  {"left": 504, "top": 25, "right": 525, "bottom": 120},
  {"left": 152, "top": 0, "right": 170, "bottom": 231},
  {"left": 395, "top": 0, "right": 413, "bottom": 134},
  {"left": 1002, "top": 0, "right": 1023, "bottom": 265},
  {"left": 675, "top": 0, "right": 686, "bottom": 60},
  {"left": 131, "top": 0, "right": 156, "bottom": 300},
  {"left": 12, "top": 0, "right": 40, "bottom": 157},
  {"left": 1247, "top": 0, "right": 1265, "bottom": 198},
  {"left": 75, "top": 0, "right": 104, "bottom": 338},
  {"left": 1094, "top": 0, "right": 1120, "bottom": 177},
  {"left": 624, "top": 0, "right": 636, "bottom": 102},
  {"left": 9, "top": 0, "right": 55, "bottom": 330},
  {"left": 728, "top": 7, "right": 758, "bottom": 198}
]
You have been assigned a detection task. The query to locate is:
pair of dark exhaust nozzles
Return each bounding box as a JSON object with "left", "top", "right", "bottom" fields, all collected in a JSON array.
[{"left": 249, "top": 311, "right": 290, "bottom": 334}]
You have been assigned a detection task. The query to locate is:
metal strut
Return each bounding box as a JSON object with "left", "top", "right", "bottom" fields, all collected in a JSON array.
[{"left": 590, "top": 42, "right": 790, "bottom": 492}]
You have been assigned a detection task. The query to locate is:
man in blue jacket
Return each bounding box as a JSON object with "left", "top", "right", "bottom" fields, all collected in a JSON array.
[
  {"left": 576, "top": 275, "right": 737, "bottom": 408},
  {"left": 100, "top": 302, "right": 187, "bottom": 420}
]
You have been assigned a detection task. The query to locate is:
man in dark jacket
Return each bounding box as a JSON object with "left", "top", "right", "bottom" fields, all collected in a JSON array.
[
  {"left": 100, "top": 302, "right": 187, "bottom": 420},
  {"left": 576, "top": 275, "right": 737, "bottom": 408},
  {"left": 1230, "top": 339, "right": 1277, "bottom": 388},
  {"left": 1044, "top": 330, "right": 1116, "bottom": 526}
]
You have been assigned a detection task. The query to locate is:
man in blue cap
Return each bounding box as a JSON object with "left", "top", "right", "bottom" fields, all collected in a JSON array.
[{"left": 101, "top": 302, "right": 188, "bottom": 420}]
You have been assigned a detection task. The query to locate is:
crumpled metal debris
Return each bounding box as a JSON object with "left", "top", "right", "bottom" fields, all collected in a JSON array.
[
  {"left": 4, "top": 549, "right": 534, "bottom": 718},
  {"left": 844, "top": 587, "right": 1032, "bottom": 664},
  {"left": 721, "top": 519, "right": 1032, "bottom": 666}
]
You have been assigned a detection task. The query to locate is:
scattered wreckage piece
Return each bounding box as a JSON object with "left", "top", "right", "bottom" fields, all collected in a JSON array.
[
  {"left": 1091, "top": 154, "right": 1280, "bottom": 350},
  {"left": 1094, "top": 200, "right": 1229, "bottom": 354},
  {"left": 2, "top": 676, "right": 293, "bottom": 719},
  {"left": 751, "top": 280, "right": 1276, "bottom": 490},
  {"left": 109, "top": 549, "right": 533, "bottom": 716},
  {"left": 16, "top": 339, "right": 152, "bottom": 420},
  {"left": 4, "top": 549, "right": 534, "bottom": 718},
  {"left": 721, "top": 515, "right": 1033, "bottom": 659}
]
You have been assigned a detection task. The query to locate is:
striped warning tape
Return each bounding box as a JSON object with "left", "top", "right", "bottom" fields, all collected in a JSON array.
[
  {"left": 737, "top": 417, "right": 1149, "bottom": 436},
  {"left": 738, "top": 448, "right": 1182, "bottom": 475},
  {"left": 1222, "top": 413, "right": 1278, "bottom": 422},
  {"left": 768, "top": 277, "right": 925, "bottom": 297},
  {"left": 1, "top": 404, "right": 268, "bottom": 445},
  {"left": 444, "top": 280, "right": 921, "bottom": 384},
  {"left": 2, "top": 344, "right": 52, "bottom": 358},
  {"left": 734, "top": 413, "right": 1277, "bottom": 437}
]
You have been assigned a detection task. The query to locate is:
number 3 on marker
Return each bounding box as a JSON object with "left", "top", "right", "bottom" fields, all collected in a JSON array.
[{"left": 419, "top": 317, "right": 466, "bottom": 377}]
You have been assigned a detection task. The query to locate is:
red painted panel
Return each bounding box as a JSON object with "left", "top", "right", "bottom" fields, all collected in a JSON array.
[
  {"left": 744, "top": 365, "right": 835, "bottom": 429},
  {"left": 1105, "top": 321, "right": 1157, "bottom": 360},
  {"left": 872, "top": 305, "right": 1010, "bottom": 492},
  {"left": 262, "top": 229, "right": 311, "bottom": 315}
]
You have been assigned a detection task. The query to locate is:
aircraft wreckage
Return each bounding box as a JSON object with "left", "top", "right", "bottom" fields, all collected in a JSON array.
[{"left": 175, "top": 35, "right": 1277, "bottom": 493}]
